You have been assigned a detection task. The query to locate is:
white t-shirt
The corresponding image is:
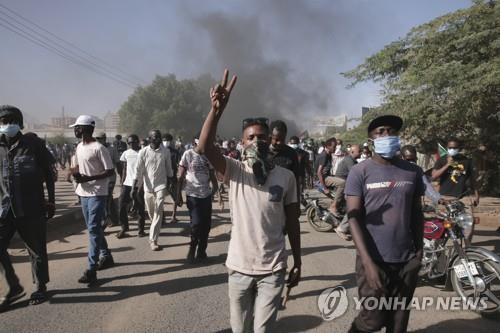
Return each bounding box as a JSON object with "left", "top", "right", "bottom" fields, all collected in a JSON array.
[
  {"left": 224, "top": 157, "right": 297, "bottom": 275},
  {"left": 75, "top": 141, "right": 113, "bottom": 197},
  {"left": 120, "top": 149, "right": 139, "bottom": 187},
  {"left": 179, "top": 149, "right": 213, "bottom": 198}
]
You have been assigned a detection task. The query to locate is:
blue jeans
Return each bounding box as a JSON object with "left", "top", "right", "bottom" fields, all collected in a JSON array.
[{"left": 81, "top": 196, "right": 111, "bottom": 271}]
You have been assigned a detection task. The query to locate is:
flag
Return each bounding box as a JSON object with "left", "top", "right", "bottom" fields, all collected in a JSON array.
[{"left": 438, "top": 143, "right": 448, "bottom": 157}]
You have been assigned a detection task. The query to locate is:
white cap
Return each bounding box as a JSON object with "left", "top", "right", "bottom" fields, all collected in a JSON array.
[{"left": 69, "top": 115, "right": 95, "bottom": 128}]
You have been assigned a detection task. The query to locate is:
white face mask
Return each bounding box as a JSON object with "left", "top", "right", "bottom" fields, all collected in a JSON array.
[
  {"left": 288, "top": 143, "right": 299, "bottom": 149},
  {"left": 447, "top": 148, "right": 459, "bottom": 157}
]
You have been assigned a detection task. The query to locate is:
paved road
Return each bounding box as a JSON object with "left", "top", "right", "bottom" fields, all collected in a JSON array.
[{"left": 1, "top": 181, "right": 499, "bottom": 332}]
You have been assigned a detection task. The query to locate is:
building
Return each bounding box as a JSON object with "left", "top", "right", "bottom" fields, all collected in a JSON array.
[
  {"left": 310, "top": 114, "right": 348, "bottom": 136},
  {"left": 104, "top": 111, "right": 119, "bottom": 130},
  {"left": 51, "top": 117, "right": 77, "bottom": 128}
]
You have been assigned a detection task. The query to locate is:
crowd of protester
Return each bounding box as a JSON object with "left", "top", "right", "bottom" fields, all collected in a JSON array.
[{"left": 0, "top": 69, "right": 495, "bottom": 332}]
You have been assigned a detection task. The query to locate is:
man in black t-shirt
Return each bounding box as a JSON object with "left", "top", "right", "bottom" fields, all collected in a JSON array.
[
  {"left": 432, "top": 138, "right": 479, "bottom": 205},
  {"left": 346, "top": 115, "right": 424, "bottom": 333},
  {"left": 269, "top": 121, "right": 300, "bottom": 194}
]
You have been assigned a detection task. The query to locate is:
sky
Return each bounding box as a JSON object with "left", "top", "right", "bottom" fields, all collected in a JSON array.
[{"left": 0, "top": 0, "right": 471, "bottom": 129}]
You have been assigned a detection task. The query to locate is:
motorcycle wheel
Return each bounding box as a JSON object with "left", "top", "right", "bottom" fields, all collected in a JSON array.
[
  {"left": 450, "top": 251, "right": 500, "bottom": 318},
  {"left": 306, "top": 206, "right": 334, "bottom": 232}
]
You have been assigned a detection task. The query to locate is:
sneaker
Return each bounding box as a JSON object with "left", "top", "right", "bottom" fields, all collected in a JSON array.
[
  {"left": 150, "top": 242, "right": 160, "bottom": 251},
  {"left": 187, "top": 247, "right": 196, "bottom": 264},
  {"left": 78, "top": 270, "right": 97, "bottom": 284},
  {"left": 97, "top": 256, "right": 115, "bottom": 270},
  {"left": 137, "top": 230, "right": 146, "bottom": 237},
  {"left": 0, "top": 284, "right": 25, "bottom": 312}
]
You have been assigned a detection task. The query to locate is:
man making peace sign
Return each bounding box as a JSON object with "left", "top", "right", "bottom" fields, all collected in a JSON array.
[{"left": 196, "top": 70, "right": 301, "bottom": 332}]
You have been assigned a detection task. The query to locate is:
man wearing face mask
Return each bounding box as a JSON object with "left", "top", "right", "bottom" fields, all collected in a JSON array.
[
  {"left": 345, "top": 115, "right": 425, "bottom": 333},
  {"left": 70, "top": 115, "right": 115, "bottom": 285},
  {"left": 0, "top": 105, "right": 55, "bottom": 310},
  {"left": 134, "top": 129, "right": 173, "bottom": 251},
  {"left": 196, "top": 70, "right": 301, "bottom": 332},
  {"left": 432, "top": 138, "right": 479, "bottom": 206}
]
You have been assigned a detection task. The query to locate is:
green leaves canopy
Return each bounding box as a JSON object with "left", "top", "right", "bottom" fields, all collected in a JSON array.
[
  {"left": 343, "top": 0, "right": 499, "bottom": 151},
  {"left": 118, "top": 74, "right": 214, "bottom": 139},
  {"left": 343, "top": 1, "right": 499, "bottom": 194}
]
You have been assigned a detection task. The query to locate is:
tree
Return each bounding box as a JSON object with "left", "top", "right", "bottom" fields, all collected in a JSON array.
[
  {"left": 118, "top": 74, "right": 215, "bottom": 140},
  {"left": 343, "top": 0, "right": 500, "bottom": 194},
  {"left": 47, "top": 134, "right": 70, "bottom": 146}
]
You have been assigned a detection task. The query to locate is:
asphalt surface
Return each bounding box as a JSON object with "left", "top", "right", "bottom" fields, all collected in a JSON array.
[{"left": 1, "top": 180, "right": 499, "bottom": 332}]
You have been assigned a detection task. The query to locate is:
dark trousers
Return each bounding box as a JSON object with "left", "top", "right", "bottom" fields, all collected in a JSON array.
[
  {"left": 0, "top": 211, "right": 49, "bottom": 289},
  {"left": 104, "top": 181, "right": 119, "bottom": 227},
  {"left": 186, "top": 195, "right": 212, "bottom": 253},
  {"left": 119, "top": 185, "right": 146, "bottom": 231},
  {"left": 350, "top": 256, "right": 421, "bottom": 333}
]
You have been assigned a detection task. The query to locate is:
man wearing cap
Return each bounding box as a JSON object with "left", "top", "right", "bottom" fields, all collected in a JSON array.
[
  {"left": 70, "top": 115, "right": 115, "bottom": 284},
  {"left": 0, "top": 105, "right": 55, "bottom": 310},
  {"left": 135, "top": 129, "right": 173, "bottom": 251},
  {"left": 345, "top": 115, "right": 424, "bottom": 333}
]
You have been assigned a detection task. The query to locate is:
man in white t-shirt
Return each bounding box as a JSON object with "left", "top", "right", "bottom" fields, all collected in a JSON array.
[
  {"left": 116, "top": 134, "right": 146, "bottom": 238},
  {"left": 177, "top": 140, "right": 218, "bottom": 263},
  {"left": 135, "top": 129, "right": 173, "bottom": 251},
  {"left": 196, "top": 70, "right": 301, "bottom": 332},
  {"left": 69, "top": 115, "right": 115, "bottom": 285}
]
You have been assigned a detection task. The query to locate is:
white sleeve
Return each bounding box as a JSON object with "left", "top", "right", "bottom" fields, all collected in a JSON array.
[{"left": 135, "top": 149, "right": 145, "bottom": 182}]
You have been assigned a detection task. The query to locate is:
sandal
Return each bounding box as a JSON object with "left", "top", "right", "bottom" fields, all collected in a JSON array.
[{"left": 29, "top": 290, "right": 47, "bottom": 305}]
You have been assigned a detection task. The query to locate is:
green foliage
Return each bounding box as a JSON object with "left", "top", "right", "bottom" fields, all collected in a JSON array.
[
  {"left": 118, "top": 74, "right": 215, "bottom": 139},
  {"left": 343, "top": 0, "right": 500, "bottom": 195}
]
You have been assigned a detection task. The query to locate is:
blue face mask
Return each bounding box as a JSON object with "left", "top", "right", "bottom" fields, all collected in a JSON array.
[
  {"left": 0, "top": 124, "right": 20, "bottom": 138},
  {"left": 373, "top": 136, "right": 400, "bottom": 159}
]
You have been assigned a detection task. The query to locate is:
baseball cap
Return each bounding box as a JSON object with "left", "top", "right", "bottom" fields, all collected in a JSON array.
[
  {"left": 367, "top": 115, "right": 403, "bottom": 134},
  {"left": 69, "top": 115, "right": 95, "bottom": 128}
]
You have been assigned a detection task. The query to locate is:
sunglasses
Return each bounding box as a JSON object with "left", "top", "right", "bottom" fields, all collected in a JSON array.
[{"left": 242, "top": 117, "right": 269, "bottom": 130}]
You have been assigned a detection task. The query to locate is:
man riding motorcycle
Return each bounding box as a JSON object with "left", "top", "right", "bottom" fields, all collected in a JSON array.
[
  {"left": 330, "top": 144, "right": 361, "bottom": 216},
  {"left": 315, "top": 137, "right": 337, "bottom": 213}
]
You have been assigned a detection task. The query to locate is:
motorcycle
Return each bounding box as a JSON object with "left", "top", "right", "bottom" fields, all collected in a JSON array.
[
  {"left": 420, "top": 200, "right": 500, "bottom": 317},
  {"left": 302, "top": 184, "right": 346, "bottom": 233}
]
